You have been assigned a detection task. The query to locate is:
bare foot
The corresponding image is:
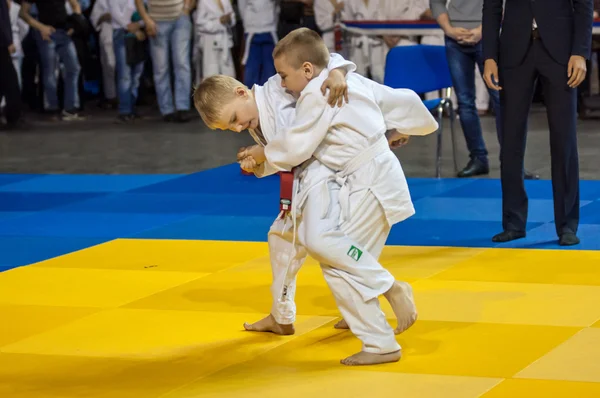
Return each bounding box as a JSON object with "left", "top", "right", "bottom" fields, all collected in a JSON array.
[
  {"left": 340, "top": 350, "right": 401, "bottom": 366},
  {"left": 384, "top": 281, "right": 417, "bottom": 334},
  {"left": 334, "top": 319, "right": 349, "bottom": 329},
  {"left": 243, "top": 314, "right": 295, "bottom": 335}
]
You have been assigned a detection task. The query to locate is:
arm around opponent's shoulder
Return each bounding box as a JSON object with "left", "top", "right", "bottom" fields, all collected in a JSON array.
[
  {"left": 481, "top": 0, "right": 504, "bottom": 62},
  {"left": 572, "top": 0, "right": 594, "bottom": 59},
  {"left": 264, "top": 88, "right": 335, "bottom": 171}
]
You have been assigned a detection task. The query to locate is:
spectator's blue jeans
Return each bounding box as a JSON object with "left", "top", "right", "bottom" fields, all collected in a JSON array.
[
  {"left": 113, "top": 29, "right": 145, "bottom": 116},
  {"left": 445, "top": 36, "right": 502, "bottom": 164},
  {"left": 149, "top": 15, "right": 192, "bottom": 116},
  {"left": 36, "top": 29, "right": 81, "bottom": 112}
]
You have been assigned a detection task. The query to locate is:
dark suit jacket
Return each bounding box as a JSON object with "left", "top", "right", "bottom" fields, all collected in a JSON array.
[{"left": 483, "top": 0, "right": 594, "bottom": 67}]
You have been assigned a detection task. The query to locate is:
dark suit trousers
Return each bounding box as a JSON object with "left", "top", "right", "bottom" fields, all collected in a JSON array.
[
  {"left": 499, "top": 36, "right": 579, "bottom": 236},
  {"left": 0, "top": 47, "right": 21, "bottom": 125}
]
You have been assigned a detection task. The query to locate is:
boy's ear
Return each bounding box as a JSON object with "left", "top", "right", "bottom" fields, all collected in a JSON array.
[
  {"left": 302, "top": 62, "right": 314, "bottom": 78},
  {"left": 235, "top": 87, "right": 246, "bottom": 97}
]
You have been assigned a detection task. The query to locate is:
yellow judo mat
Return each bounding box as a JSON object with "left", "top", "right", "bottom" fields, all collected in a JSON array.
[{"left": 2, "top": 239, "right": 600, "bottom": 397}]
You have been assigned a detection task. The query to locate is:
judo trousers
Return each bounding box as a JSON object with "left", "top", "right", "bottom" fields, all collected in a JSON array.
[
  {"left": 201, "top": 39, "right": 235, "bottom": 78},
  {"left": 268, "top": 177, "right": 399, "bottom": 354}
]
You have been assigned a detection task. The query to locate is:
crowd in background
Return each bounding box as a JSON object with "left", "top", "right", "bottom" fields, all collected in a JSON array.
[
  {"left": 0, "top": 0, "right": 508, "bottom": 125},
  {"left": 1, "top": 0, "right": 599, "bottom": 178}
]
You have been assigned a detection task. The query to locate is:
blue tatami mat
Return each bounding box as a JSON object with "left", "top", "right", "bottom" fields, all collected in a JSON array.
[{"left": 0, "top": 165, "right": 599, "bottom": 270}]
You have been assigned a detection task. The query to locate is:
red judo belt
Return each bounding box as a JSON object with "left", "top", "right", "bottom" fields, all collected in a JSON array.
[{"left": 279, "top": 171, "right": 294, "bottom": 213}]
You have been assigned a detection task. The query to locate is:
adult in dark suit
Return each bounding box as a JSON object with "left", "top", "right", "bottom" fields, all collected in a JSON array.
[{"left": 482, "top": 0, "right": 593, "bottom": 246}]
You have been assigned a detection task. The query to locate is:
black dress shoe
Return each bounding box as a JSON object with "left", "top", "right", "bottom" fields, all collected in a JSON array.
[
  {"left": 457, "top": 159, "right": 489, "bottom": 178},
  {"left": 492, "top": 230, "right": 526, "bottom": 243},
  {"left": 175, "top": 110, "right": 191, "bottom": 123},
  {"left": 163, "top": 113, "right": 177, "bottom": 122},
  {"left": 524, "top": 170, "right": 540, "bottom": 180},
  {"left": 559, "top": 232, "right": 580, "bottom": 246}
]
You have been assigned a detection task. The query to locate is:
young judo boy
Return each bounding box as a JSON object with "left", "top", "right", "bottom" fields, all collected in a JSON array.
[
  {"left": 194, "top": 32, "right": 437, "bottom": 365},
  {"left": 237, "top": 28, "right": 439, "bottom": 365},
  {"left": 194, "top": 57, "right": 415, "bottom": 338}
]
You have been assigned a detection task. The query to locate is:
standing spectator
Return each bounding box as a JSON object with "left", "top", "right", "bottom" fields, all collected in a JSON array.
[
  {"left": 196, "top": 0, "right": 236, "bottom": 79},
  {"left": 482, "top": 0, "right": 592, "bottom": 246},
  {"left": 20, "top": 0, "right": 84, "bottom": 121},
  {"left": 90, "top": 0, "right": 118, "bottom": 109},
  {"left": 135, "top": 0, "right": 193, "bottom": 123},
  {"left": 342, "top": 0, "right": 385, "bottom": 83},
  {"left": 7, "top": 0, "right": 29, "bottom": 88},
  {"left": 430, "top": 0, "right": 538, "bottom": 179},
  {"left": 238, "top": 0, "right": 278, "bottom": 87},
  {"left": 0, "top": 0, "right": 21, "bottom": 128},
  {"left": 110, "top": 0, "right": 147, "bottom": 122},
  {"left": 313, "top": 0, "right": 343, "bottom": 53},
  {"left": 430, "top": 0, "right": 502, "bottom": 177}
]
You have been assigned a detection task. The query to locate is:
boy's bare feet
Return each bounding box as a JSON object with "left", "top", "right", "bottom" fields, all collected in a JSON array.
[
  {"left": 384, "top": 281, "right": 417, "bottom": 334},
  {"left": 334, "top": 319, "right": 349, "bottom": 329},
  {"left": 341, "top": 350, "right": 401, "bottom": 366},
  {"left": 243, "top": 314, "right": 295, "bottom": 335},
  {"left": 334, "top": 281, "right": 417, "bottom": 334}
]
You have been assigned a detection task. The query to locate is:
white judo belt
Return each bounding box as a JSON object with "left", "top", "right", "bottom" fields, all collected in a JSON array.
[{"left": 296, "top": 135, "right": 389, "bottom": 224}]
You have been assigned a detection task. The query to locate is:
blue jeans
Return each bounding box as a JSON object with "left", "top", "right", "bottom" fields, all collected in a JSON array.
[
  {"left": 113, "top": 29, "right": 145, "bottom": 116},
  {"left": 149, "top": 15, "right": 192, "bottom": 115},
  {"left": 35, "top": 29, "right": 81, "bottom": 112},
  {"left": 445, "top": 37, "right": 502, "bottom": 164},
  {"left": 244, "top": 33, "right": 276, "bottom": 88}
]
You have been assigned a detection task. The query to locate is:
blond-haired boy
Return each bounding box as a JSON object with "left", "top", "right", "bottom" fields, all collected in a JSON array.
[
  {"left": 236, "top": 28, "right": 438, "bottom": 366},
  {"left": 194, "top": 52, "right": 368, "bottom": 337}
]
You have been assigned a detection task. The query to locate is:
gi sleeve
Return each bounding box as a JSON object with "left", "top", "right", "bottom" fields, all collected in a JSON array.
[
  {"left": 359, "top": 75, "right": 438, "bottom": 136},
  {"left": 263, "top": 87, "right": 336, "bottom": 171},
  {"left": 328, "top": 52, "right": 357, "bottom": 74}
]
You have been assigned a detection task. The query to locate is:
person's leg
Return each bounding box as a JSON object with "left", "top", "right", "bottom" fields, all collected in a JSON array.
[
  {"left": 368, "top": 40, "right": 387, "bottom": 84},
  {"left": 113, "top": 29, "right": 132, "bottom": 117},
  {"left": 35, "top": 31, "right": 60, "bottom": 113},
  {"left": 300, "top": 182, "right": 401, "bottom": 365},
  {"left": 99, "top": 25, "right": 117, "bottom": 101},
  {"left": 129, "top": 61, "right": 146, "bottom": 116},
  {"left": 259, "top": 33, "right": 276, "bottom": 85},
  {"left": 0, "top": 48, "right": 22, "bottom": 126},
  {"left": 244, "top": 217, "right": 308, "bottom": 334},
  {"left": 534, "top": 40, "right": 580, "bottom": 245},
  {"left": 171, "top": 14, "right": 192, "bottom": 113},
  {"left": 54, "top": 31, "right": 82, "bottom": 114},
  {"left": 12, "top": 56, "right": 23, "bottom": 89},
  {"left": 298, "top": 182, "right": 406, "bottom": 365},
  {"left": 221, "top": 46, "right": 236, "bottom": 77},
  {"left": 201, "top": 40, "right": 220, "bottom": 78},
  {"left": 149, "top": 20, "right": 175, "bottom": 117},
  {"left": 445, "top": 37, "right": 489, "bottom": 176},
  {"left": 243, "top": 34, "right": 260, "bottom": 87},
  {"left": 493, "top": 43, "right": 537, "bottom": 242}
]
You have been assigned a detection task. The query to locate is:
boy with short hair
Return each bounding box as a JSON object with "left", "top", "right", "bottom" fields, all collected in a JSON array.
[{"left": 194, "top": 31, "right": 437, "bottom": 365}]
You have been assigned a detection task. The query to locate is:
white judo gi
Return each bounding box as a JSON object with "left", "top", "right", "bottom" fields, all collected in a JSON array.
[
  {"left": 253, "top": 66, "right": 438, "bottom": 354},
  {"left": 90, "top": 0, "right": 117, "bottom": 101},
  {"left": 8, "top": 1, "right": 28, "bottom": 88},
  {"left": 314, "top": 0, "right": 341, "bottom": 53},
  {"left": 342, "top": 0, "right": 387, "bottom": 83},
  {"left": 195, "top": 0, "right": 236, "bottom": 79}
]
